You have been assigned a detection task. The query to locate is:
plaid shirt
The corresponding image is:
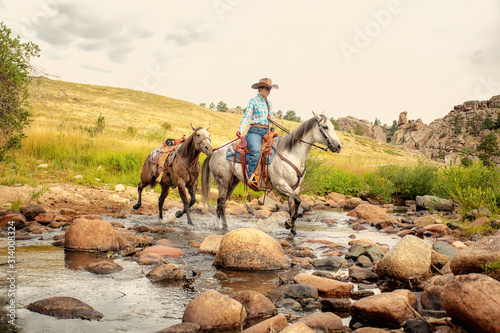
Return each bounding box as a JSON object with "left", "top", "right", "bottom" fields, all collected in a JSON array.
[{"left": 238, "top": 94, "right": 273, "bottom": 133}]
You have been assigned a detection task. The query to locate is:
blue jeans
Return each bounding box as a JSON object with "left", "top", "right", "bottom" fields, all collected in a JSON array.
[{"left": 246, "top": 127, "right": 268, "bottom": 177}]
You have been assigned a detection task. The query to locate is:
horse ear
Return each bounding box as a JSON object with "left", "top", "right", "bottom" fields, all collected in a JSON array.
[
  {"left": 191, "top": 123, "right": 196, "bottom": 131},
  {"left": 312, "top": 111, "right": 321, "bottom": 120},
  {"left": 206, "top": 123, "right": 210, "bottom": 131}
]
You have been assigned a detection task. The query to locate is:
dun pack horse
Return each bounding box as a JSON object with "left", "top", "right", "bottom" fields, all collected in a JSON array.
[
  {"left": 201, "top": 112, "right": 342, "bottom": 235},
  {"left": 133, "top": 125, "right": 212, "bottom": 225}
]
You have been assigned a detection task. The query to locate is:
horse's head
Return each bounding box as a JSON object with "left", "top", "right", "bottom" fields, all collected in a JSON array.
[
  {"left": 191, "top": 124, "right": 213, "bottom": 155},
  {"left": 312, "top": 112, "right": 342, "bottom": 153}
]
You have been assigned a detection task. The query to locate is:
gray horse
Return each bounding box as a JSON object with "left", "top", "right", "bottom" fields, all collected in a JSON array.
[{"left": 201, "top": 112, "right": 342, "bottom": 235}]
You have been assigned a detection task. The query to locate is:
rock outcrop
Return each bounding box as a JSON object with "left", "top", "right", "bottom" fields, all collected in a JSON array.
[{"left": 337, "top": 116, "right": 387, "bottom": 143}]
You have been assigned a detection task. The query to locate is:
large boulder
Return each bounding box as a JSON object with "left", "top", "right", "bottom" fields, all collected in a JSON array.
[
  {"left": 450, "top": 235, "right": 500, "bottom": 278},
  {"left": 416, "top": 195, "right": 454, "bottom": 211},
  {"left": 65, "top": 218, "right": 122, "bottom": 252},
  {"left": 296, "top": 312, "right": 344, "bottom": 332},
  {"left": 26, "top": 296, "right": 103, "bottom": 320},
  {"left": 182, "top": 290, "right": 246, "bottom": 330},
  {"left": 213, "top": 228, "right": 291, "bottom": 270},
  {"left": 350, "top": 289, "right": 417, "bottom": 329},
  {"left": 377, "top": 235, "right": 432, "bottom": 282},
  {"left": 441, "top": 273, "right": 500, "bottom": 333}
]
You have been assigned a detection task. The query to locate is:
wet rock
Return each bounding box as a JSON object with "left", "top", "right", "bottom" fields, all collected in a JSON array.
[
  {"left": 147, "top": 264, "right": 186, "bottom": 281},
  {"left": 350, "top": 290, "right": 375, "bottom": 300},
  {"left": 138, "top": 245, "right": 185, "bottom": 258},
  {"left": 350, "top": 289, "right": 417, "bottom": 329},
  {"left": 279, "top": 298, "right": 301, "bottom": 311},
  {"left": 84, "top": 261, "right": 123, "bottom": 274},
  {"left": 449, "top": 235, "right": 500, "bottom": 277},
  {"left": 352, "top": 328, "right": 391, "bottom": 333},
  {"left": 213, "top": 228, "right": 291, "bottom": 270},
  {"left": 233, "top": 290, "right": 276, "bottom": 319},
  {"left": 356, "top": 255, "right": 373, "bottom": 267},
  {"left": 137, "top": 253, "right": 168, "bottom": 266},
  {"left": 416, "top": 195, "right": 453, "bottom": 212},
  {"left": 312, "top": 257, "right": 347, "bottom": 270},
  {"left": 65, "top": 218, "right": 122, "bottom": 252},
  {"left": 293, "top": 273, "right": 353, "bottom": 297},
  {"left": 34, "top": 213, "right": 56, "bottom": 225},
  {"left": 349, "top": 266, "right": 379, "bottom": 283},
  {"left": 282, "top": 283, "right": 318, "bottom": 300},
  {"left": 157, "top": 322, "right": 201, "bottom": 333},
  {"left": 377, "top": 235, "right": 432, "bottom": 282},
  {"left": 296, "top": 312, "right": 344, "bottom": 332},
  {"left": 60, "top": 208, "right": 78, "bottom": 217},
  {"left": 430, "top": 250, "right": 449, "bottom": 269},
  {"left": 291, "top": 257, "right": 313, "bottom": 269},
  {"left": 433, "top": 241, "right": 458, "bottom": 259},
  {"left": 281, "top": 322, "right": 315, "bottom": 333},
  {"left": 421, "top": 285, "right": 444, "bottom": 311},
  {"left": 20, "top": 204, "right": 46, "bottom": 220},
  {"left": 182, "top": 290, "right": 246, "bottom": 330},
  {"left": 320, "top": 298, "right": 351, "bottom": 313},
  {"left": 422, "top": 224, "right": 451, "bottom": 235},
  {"left": 441, "top": 273, "right": 500, "bottom": 333},
  {"left": 26, "top": 296, "right": 103, "bottom": 320},
  {"left": 404, "top": 319, "right": 432, "bottom": 333},
  {"left": 199, "top": 235, "right": 223, "bottom": 254},
  {"left": 347, "top": 204, "right": 389, "bottom": 221},
  {"left": 243, "top": 314, "right": 288, "bottom": 333},
  {"left": 0, "top": 211, "right": 26, "bottom": 229}
]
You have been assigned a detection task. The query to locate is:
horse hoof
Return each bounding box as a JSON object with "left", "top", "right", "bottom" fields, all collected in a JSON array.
[
  {"left": 175, "top": 210, "right": 183, "bottom": 218},
  {"left": 284, "top": 221, "right": 291, "bottom": 229},
  {"left": 133, "top": 204, "right": 141, "bottom": 210}
]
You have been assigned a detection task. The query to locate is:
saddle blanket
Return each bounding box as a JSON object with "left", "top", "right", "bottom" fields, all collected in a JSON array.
[{"left": 226, "top": 137, "right": 280, "bottom": 164}]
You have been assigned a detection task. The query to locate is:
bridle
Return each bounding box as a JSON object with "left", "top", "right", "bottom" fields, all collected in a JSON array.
[{"left": 269, "top": 118, "right": 332, "bottom": 152}]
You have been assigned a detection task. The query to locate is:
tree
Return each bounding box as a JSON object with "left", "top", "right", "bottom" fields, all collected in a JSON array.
[
  {"left": 216, "top": 101, "right": 228, "bottom": 112},
  {"left": 374, "top": 118, "right": 381, "bottom": 126},
  {"left": 330, "top": 118, "right": 340, "bottom": 131},
  {"left": 386, "top": 120, "right": 398, "bottom": 143},
  {"left": 199, "top": 102, "right": 206, "bottom": 108},
  {"left": 284, "top": 110, "right": 301, "bottom": 122},
  {"left": 0, "top": 22, "right": 40, "bottom": 161},
  {"left": 448, "top": 114, "right": 464, "bottom": 135},
  {"left": 276, "top": 110, "right": 283, "bottom": 119},
  {"left": 477, "top": 133, "right": 499, "bottom": 158},
  {"left": 208, "top": 102, "right": 215, "bottom": 110}
]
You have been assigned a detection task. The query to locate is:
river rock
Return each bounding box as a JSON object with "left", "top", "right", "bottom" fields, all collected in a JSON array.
[
  {"left": 441, "top": 273, "right": 500, "bottom": 333},
  {"left": 352, "top": 328, "right": 391, "bottom": 333},
  {"left": 296, "top": 312, "right": 344, "bottom": 332},
  {"left": 65, "top": 218, "right": 122, "bottom": 252},
  {"left": 138, "top": 245, "right": 185, "bottom": 258},
  {"left": 0, "top": 211, "right": 26, "bottom": 229},
  {"left": 312, "top": 257, "right": 347, "bottom": 270},
  {"left": 377, "top": 235, "right": 432, "bottom": 282},
  {"left": 20, "top": 204, "right": 46, "bottom": 220},
  {"left": 416, "top": 195, "right": 454, "bottom": 211},
  {"left": 213, "top": 228, "right": 291, "bottom": 270},
  {"left": 347, "top": 203, "right": 389, "bottom": 221},
  {"left": 199, "top": 235, "right": 223, "bottom": 254},
  {"left": 449, "top": 235, "right": 500, "bottom": 277},
  {"left": 293, "top": 273, "right": 353, "bottom": 297},
  {"left": 421, "top": 285, "right": 444, "bottom": 311},
  {"left": 84, "top": 261, "right": 123, "bottom": 274},
  {"left": 349, "top": 266, "right": 379, "bottom": 283},
  {"left": 146, "top": 263, "right": 186, "bottom": 281},
  {"left": 350, "top": 289, "right": 417, "bottom": 329},
  {"left": 233, "top": 290, "right": 276, "bottom": 318},
  {"left": 137, "top": 253, "right": 168, "bottom": 265},
  {"left": 281, "top": 322, "right": 315, "bottom": 333},
  {"left": 182, "top": 290, "right": 246, "bottom": 330},
  {"left": 243, "top": 314, "right": 288, "bottom": 333},
  {"left": 26, "top": 296, "right": 103, "bottom": 320},
  {"left": 158, "top": 322, "right": 201, "bottom": 333},
  {"left": 282, "top": 284, "right": 319, "bottom": 300},
  {"left": 433, "top": 241, "right": 458, "bottom": 259}
]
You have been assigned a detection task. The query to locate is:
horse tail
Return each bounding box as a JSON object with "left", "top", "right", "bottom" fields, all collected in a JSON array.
[{"left": 201, "top": 154, "right": 212, "bottom": 205}]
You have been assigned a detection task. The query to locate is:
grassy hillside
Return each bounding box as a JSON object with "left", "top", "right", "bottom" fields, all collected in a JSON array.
[{"left": 1, "top": 78, "right": 422, "bottom": 189}]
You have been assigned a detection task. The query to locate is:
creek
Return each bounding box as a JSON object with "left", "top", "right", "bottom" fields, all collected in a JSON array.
[{"left": 6, "top": 208, "right": 408, "bottom": 332}]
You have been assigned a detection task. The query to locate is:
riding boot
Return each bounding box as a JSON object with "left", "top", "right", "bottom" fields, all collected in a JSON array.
[{"left": 247, "top": 173, "right": 258, "bottom": 188}]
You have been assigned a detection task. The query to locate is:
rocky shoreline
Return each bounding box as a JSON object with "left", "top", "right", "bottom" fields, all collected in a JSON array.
[{"left": 1, "top": 185, "right": 500, "bottom": 332}]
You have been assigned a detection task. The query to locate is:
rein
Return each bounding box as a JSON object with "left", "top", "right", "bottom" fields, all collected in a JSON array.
[{"left": 269, "top": 119, "right": 330, "bottom": 152}]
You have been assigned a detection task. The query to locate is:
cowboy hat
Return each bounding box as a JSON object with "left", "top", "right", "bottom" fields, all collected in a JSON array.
[{"left": 251, "top": 78, "right": 279, "bottom": 90}]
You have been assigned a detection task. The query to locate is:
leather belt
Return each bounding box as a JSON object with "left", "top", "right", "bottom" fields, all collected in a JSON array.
[{"left": 250, "top": 124, "right": 268, "bottom": 129}]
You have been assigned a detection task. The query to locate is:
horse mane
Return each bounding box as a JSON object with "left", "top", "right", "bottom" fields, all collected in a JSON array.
[
  {"left": 177, "top": 127, "right": 202, "bottom": 158},
  {"left": 277, "top": 115, "right": 323, "bottom": 151}
]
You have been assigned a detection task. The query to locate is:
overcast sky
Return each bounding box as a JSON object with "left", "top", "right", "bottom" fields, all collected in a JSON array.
[{"left": 3, "top": 0, "right": 500, "bottom": 125}]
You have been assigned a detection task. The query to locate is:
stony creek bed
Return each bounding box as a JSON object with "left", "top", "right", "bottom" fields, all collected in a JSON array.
[{"left": 3, "top": 208, "right": 407, "bottom": 333}]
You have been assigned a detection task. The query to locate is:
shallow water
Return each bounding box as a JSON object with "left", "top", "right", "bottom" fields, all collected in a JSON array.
[{"left": 3, "top": 208, "right": 405, "bottom": 333}]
